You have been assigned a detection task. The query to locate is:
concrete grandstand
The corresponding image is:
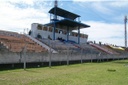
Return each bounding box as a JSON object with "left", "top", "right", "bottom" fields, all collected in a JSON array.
[{"left": 0, "top": 1, "right": 128, "bottom": 68}]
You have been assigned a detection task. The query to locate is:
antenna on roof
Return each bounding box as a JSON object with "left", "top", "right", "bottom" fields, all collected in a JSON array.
[{"left": 54, "top": 0, "right": 58, "bottom": 7}]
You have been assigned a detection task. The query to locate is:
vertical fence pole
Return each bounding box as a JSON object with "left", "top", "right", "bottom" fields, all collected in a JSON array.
[
  {"left": 49, "top": 39, "right": 52, "bottom": 68},
  {"left": 67, "top": 47, "right": 69, "bottom": 66},
  {"left": 91, "top": 50, "right": 93, "bottom": 63},
  {"left": 80, "top": 46, "right": 83, "bottom": 64},
  {"left": 23, "top": 46, "right": 26, "bottom": 70}
]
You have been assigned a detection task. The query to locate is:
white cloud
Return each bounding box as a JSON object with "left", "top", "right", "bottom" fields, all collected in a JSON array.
[
  {"left": 91, "top": 2, "right": 114, "bottom": 15},
  {"left": 80, "top": 21, "right": 125, "bottom": 46},
  {"left": 0, "top": 0, "right": 50, "bottom": 33},
  {"left": 109, "top": 1, "right": 128, "bottom": 7},
  {"left": 72, "top": 0, "right": 128, "bottom": 15},
  {"left": 73, "top": 0, "right": 97, "bottom": 1},
  {"left": 73, "top": 0, "right": 128, "bottom": 2},
  {"left": 21, "top": 0, "right": 34, "bottom": 5}
]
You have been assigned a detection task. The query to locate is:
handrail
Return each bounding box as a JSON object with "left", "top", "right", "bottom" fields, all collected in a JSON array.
[
  {"left": 90, "top": 43, "right": 117, "bottom": 54},
  {"left": 25, "top": 34, "right": 57, "bottom": 53}
]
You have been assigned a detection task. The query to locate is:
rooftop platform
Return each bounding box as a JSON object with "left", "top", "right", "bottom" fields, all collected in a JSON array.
[
  {"left": 49, "top": 7, "right": 80, "bottom": 20},
  {"left": 46, "top": 18, "right": 90, "bottom": 30}
]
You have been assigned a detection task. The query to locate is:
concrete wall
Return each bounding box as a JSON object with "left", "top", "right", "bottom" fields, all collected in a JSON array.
[{"left": 0, "top": 50, "right": 128, "bottom": 64}]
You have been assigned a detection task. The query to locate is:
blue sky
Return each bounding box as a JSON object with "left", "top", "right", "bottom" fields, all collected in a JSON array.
[{"left": 0, "top": 0, "right": 128, "bottom": 46}]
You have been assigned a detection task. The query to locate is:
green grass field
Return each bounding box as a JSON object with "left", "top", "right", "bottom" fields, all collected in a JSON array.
[{"left": 0, "top": 60, "right": 128, "bottom": 85}]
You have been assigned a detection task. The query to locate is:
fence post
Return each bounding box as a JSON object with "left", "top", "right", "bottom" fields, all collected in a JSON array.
[
  {"left": 91, "top": 50, "right": 93, "bottom": 63},
  {"left": 67, "top": 47, "right": 69, "bottom": 66},
  {"left": 80, "top": 47, "right": 83, "bottom": 64},
  {"left": 23, "top": 46, "right": 27, "bottom": 70},
  {"left": 49, "top": 39, "right": 52, "bottom": 68}
]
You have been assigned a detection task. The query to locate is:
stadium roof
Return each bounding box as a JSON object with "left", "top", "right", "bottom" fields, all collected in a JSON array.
[
  {"left": 49, "top": 7, "right": 80, "bottom": 20},
  {"left": 45, "top": 19, "right": 90, "bottom": 30}
]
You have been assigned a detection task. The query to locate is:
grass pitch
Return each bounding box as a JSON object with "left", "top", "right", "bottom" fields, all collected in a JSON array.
[{"left": 0, "top": 60, "right": 128, "bottom": 85}]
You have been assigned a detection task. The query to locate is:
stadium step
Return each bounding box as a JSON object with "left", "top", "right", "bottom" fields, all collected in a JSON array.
[
  {"left": 25, "top": 34, "right": 57, "bottom": 53},
  {"left": 90, "top": 43, "right": 119, "bottom": 54}
]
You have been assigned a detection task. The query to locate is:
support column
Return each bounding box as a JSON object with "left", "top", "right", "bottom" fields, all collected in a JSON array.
[
  {"left": 67, "top": 26, "right": 69, "bottom": 41},
  {"left": 53, "top": 22, "right": 56, "bottom": 40},
  {"left": 53, "top": 4, "right": 57, "bottom": 40},
  {"left": 50, "top": 14, "right": 52, "bottom": 23},
  {"left": 78, "top": 26, "right": 80, "bottom": 44},
  {"left": 78, "top": 17, "right": 80, "bottom": 22}
]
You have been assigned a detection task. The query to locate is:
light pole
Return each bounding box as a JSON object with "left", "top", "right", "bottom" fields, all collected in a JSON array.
[{"left": 124, "top": 16, "right": 127, "bottom": 48}]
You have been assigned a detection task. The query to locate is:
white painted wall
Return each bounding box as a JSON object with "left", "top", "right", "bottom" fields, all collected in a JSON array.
[
  {"left": 31, "top": 23, "right": 38, "bottom": 38},
  {"left": 31, "top": 23, "right": 87, "bottom": 44}
]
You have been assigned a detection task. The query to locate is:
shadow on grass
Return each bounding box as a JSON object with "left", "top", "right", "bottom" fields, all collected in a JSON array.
[{"left": 107, "top": 69, "right": 116, "bottom": 72}]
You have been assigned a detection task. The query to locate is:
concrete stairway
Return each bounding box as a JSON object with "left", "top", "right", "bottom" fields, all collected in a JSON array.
[
  {"left": 90, "top": 43, "right": 118, "bottom": 54},
  {"left": 25, "top": 34, "right": 57, "bottom": 53}
]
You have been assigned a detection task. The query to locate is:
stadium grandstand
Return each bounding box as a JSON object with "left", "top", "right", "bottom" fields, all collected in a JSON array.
[{"left": 0, "top": 0, "right": 128, "bottom": 68}]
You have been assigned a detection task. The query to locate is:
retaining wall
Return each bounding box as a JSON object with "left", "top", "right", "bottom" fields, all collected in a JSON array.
[{"left": 0, "top": 50, "right": 128, "bottom": 64}]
